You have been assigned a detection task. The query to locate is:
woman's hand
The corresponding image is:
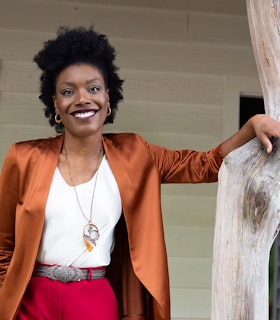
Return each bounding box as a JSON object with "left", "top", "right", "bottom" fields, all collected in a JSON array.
[
  {"left": 220, "top": 114, "right": 280, "bottom": 157},
  {"left": 250, "top": 114, "right": 280, "bottom": 153}
]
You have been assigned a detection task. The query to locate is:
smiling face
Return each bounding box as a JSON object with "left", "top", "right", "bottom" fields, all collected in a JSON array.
[{"left": 53, "top": 63, "right": 110, "bottom": 139}]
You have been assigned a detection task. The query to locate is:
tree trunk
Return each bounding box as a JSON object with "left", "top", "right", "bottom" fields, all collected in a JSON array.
[{"left": 211, "top": 1, "right": 280, "bottom": 319}]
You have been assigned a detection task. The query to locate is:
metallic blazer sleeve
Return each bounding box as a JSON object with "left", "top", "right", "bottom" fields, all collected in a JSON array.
[
  {"left": 0, "top": 145, "right": 19, "bottom": 286},
  {"left": 142, "top": 137, "right": 224, "bottom": 183}
]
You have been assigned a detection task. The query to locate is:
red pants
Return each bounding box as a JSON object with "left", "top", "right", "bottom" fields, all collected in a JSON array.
[{"left": 17, "top": 275, "right": 118, "bottom": 320}]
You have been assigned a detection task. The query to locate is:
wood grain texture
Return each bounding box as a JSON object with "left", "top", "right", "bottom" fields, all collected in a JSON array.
[
  {"left": 212, "top": 3, "right": 280, "bottom": 318},
  {"left": 212, "top": 139, "right": 280, "bottom": 319}
]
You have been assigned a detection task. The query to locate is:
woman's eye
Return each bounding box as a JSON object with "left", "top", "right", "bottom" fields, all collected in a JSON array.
[
  {"left": 61, "top": 89, "right": 73, "bottom": 96},
  {"left": 89, "top": 86, "right": 100, "bottom": 93}
]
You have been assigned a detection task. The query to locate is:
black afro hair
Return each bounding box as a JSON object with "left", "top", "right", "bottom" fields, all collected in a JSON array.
[{"left": 33, "top": 26, "right": 124, "bottom": 133}]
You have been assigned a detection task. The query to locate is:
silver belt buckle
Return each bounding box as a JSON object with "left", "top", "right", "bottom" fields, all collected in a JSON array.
[{"left": 46, "top": 265, "right": 83, "bottom": 283}]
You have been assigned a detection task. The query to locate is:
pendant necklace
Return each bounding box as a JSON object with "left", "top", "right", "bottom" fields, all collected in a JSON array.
[{"left": 64, "top": 145, "right": 103, "bottom": 252}]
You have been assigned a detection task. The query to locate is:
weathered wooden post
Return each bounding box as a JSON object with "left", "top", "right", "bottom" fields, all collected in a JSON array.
[{"left": 211, "top": 1, "right": 280, "bottom": 319}]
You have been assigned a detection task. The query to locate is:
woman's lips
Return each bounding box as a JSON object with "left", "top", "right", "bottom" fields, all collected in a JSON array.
[{"left": 71, "top": 110, "right": 96, "bottom": 119}]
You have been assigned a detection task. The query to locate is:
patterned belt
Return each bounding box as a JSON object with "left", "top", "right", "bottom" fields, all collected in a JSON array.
[{"left": 35, "top": 265, "right": 106, "bottom": 283}]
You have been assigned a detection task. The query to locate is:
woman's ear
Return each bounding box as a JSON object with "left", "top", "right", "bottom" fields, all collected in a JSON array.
[{"left": 52, "top": 95, "right": 57, "bottom": 108}]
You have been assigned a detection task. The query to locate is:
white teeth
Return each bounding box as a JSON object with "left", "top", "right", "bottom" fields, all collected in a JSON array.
[{"left": 74, "top": 111, "right": 95, "bottom": 118}]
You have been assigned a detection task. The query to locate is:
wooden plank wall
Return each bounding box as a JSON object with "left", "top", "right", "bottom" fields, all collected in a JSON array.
[{"left": 0, "top": 1, "right": 262, "bottom": 319}]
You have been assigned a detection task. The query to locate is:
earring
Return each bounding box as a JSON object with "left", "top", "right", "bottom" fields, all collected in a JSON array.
[
  {"left": 107, "top": 107, "right": 112, "bottom": 117},
  {"left": 55, "top": 114, "right": 62, "bottom": 124}
]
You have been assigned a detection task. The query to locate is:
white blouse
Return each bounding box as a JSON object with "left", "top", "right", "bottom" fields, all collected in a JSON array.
[{"left": 36, "top": 155, "right": 122, "bottom": 268}]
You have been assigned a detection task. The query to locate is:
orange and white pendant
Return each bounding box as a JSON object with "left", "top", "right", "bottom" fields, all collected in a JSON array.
[{"left": 83, "top": 223, "right": 100, "bottom": 252}]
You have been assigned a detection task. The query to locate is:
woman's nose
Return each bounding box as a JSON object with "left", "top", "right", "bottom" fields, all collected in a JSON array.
[{"left": 75, "top": 89, "right": 90, "bottom": 105}]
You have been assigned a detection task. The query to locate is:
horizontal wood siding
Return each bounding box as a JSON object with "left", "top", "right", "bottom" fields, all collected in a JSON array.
[{"left": 0, "top": 1, "right": 261, "bottom": 319}]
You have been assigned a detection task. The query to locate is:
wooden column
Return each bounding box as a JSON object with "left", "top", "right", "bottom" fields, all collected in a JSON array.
[{"left": 211, "top": 1, "right": 280, "bottom": 319}]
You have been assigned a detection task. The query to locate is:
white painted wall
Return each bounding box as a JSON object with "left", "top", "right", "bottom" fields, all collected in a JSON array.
[{"left": 0, "top": 1, "right": 262, "bottom": 319}]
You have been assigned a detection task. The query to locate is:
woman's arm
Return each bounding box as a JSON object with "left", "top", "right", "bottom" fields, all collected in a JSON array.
[
  {"left": 220, "top": 114, "right": 280, "bottom": 157},
  {"left": 0, "top": 145, "right": 18, "bottom": 286}
]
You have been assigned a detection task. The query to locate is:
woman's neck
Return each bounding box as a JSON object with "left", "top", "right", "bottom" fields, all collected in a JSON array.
[
  {"left": 58, "top": 133, "right": 104, "bottom": 186},
  {"left": 62, "top": 133, "right": 103, "bottom": 159}
]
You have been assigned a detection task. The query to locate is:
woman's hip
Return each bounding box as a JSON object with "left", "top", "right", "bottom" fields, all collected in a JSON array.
[{"left": 17, "top": 265, "right": 118, "bottom": 320}]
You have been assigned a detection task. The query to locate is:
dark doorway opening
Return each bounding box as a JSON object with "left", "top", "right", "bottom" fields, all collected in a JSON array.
[{"left": 239, "top": 96, "right": 265, "bottom": 128}]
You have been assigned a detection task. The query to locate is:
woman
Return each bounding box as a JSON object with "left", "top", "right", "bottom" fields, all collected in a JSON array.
[{"left": 0, "top": 26, "right": 279, "bottom": 320}]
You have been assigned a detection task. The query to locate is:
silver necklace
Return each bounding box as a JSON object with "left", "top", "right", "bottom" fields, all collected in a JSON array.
[{"left": 64, "top": 146, "right": 103, "bottom": 252}]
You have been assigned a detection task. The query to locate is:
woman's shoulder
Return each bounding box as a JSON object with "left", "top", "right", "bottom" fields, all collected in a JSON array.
[
  {"left": 15, "top": 135, "right": 63, "bottom": 150},
  {"left": 10, "top": 135, "right": 63, "bottom": 160},
  {"left": 103, "top": 132, "right": 147, "bottom": 145},
  {"left": 103, "top": 133, "right": 153, "bottom": 154}
]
